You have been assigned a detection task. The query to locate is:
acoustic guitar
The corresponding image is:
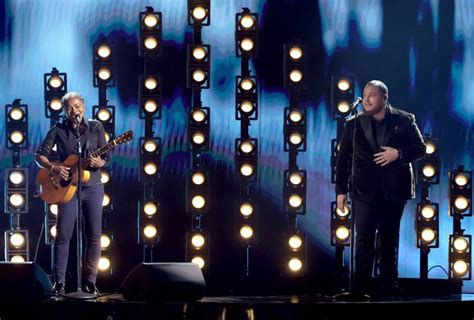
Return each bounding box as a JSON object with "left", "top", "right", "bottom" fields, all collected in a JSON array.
[{"left": 36, "top": 130, "right": 133, "bottom": 204}]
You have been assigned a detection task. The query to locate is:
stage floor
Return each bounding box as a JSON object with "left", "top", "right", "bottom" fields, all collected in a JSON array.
[{"left": 1, "top": 293, "right": 474, "bottom": 319}]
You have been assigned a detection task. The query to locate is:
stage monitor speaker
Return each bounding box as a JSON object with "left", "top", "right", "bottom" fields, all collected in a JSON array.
[
  {"left": 0, "top": 262, "right": 53, "bottom": 302},
  {"left": 121, "top": 262, "right": 206, "bottom": 302}
]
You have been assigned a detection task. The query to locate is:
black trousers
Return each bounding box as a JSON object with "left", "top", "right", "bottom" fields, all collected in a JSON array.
[
  {"left": 353, "top": 188, "right": 405, "bottom": 290},
  {"left": 55, "top": 184, "right": 104, "bottom": 284}
]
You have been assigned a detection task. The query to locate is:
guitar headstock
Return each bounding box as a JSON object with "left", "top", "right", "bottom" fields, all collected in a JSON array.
[{"left": 114, "top": 130, "right": 134, "bottom": 145}]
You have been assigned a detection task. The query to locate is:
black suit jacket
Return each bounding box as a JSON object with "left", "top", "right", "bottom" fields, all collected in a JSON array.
[{"left": 336, "top": 105, "right": 426, "bottom": 202}]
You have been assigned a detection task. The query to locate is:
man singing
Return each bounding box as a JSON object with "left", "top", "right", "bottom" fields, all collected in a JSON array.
[
  {"left": 35, "top": 92, "right": 108, "bottom": 295},
  {"left": 335, "top": 80, "right": 426, "bottom": 295}
]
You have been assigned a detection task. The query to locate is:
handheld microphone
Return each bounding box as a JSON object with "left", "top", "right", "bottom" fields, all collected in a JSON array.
[
  {"left": 73, "top": 114, "right": 81, "bottom": 123},
  {"left": 351, "top": 97, "right": 362, "bottom": 109}
]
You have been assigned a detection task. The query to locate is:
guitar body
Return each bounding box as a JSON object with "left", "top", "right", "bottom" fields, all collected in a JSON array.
[{"left": 36, "top": 155, "right": 91, "bottom": 204}]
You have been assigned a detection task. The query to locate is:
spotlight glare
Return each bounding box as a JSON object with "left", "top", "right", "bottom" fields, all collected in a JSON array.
[
  {"left": 289, "top": 172, "right": 303, "bottom": 186},
  {"left": 240, "top": 225, "right": 254, "bottom": 239},
  {"left": 192, "top": 109, "right": 206, "bottom": 123},
  {"left": 104, "top": 132, "right": 111, "bottom": 142},
  {"left": 49, "top": 204, "right": 58, "bottom": 216},
  {"left": 289, "top": 70, "right": 303, "bottom": 83},
  {"left": 48, "top": 76, "right": 63, "bottom": 88},
  {"left": 192, "top": 6, "right": 207, "bottom": 21},
  {"left": 240, "top": 202, "right": 254, "bottom": 216},
  {"left": 143, "top": 225, "right": 158, "bottom": 238},
  {"left": 240, "top": 79, "right": 254, "bottom": 92},
  {"left": 143, "top": 140, "right": 158, "bottom": 153},
  {"left": 191, "top": 234, "right": 205, "bottom": 248},
  {"left": 192, "top": 195, "right": 206, "bottom": 209},
  {"left": 289, "top": 47, "right": 303, "bottom": 60},
  {"left": 421, "top": 228, "right": 436, "bottom": 243},
  {"left": 422, "top": 164, "right": 436, "bottom": 178},
  {"left": 191, "top": 256, "right": 205, "bottom": 269},
  {"left": 288, "top": 110, "right": 303, "bottom": 123},
  {"left": 192, "top": 69, "right": 206, "bottom": 83},
  {"left": 144, "top": 163, "right": 158, "bottom": 176},
  {"left": 239, "top": 140, "right": 254, "bottom": 154},
  {"left": 50, "top": 225, "right": 57, "bottom": 238},
  {"left": 335, "top": 206, "right": 350, "bottom": 218},
  {"left": 100, "top": 171, "right": 111, "bottom": 184},
  {"left": 337, "top": 101, "right": 350, "bottom": 114},
  {"left": 426, "top": 142, "right": 436, "bottom": 155},
  {"left": 289, "top": 132, "right": 303, "bottom": 145},
  {"left": 289, "top": 235, "right": 302, "bottom": 250},
  {"left": 97, "top": 108, "right": 111, "bottom": 122},
  {"left": 288, "top": 258, "right": 302, "bottom": 272},
  {"left": 239, "top": 100, "right": 255, "bottom": 114}
]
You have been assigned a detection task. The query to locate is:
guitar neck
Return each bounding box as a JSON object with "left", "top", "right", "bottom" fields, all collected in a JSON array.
[{"left": 90, "top": 140, "right": 117, "bottom": 158}]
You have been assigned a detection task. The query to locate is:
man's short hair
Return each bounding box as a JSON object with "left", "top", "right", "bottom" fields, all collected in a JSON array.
[
  {"left": 365, "top": 80, "right": 388, "bottom": 96},
  {"left": 61, "top": 92, "right": 84, "bottom": 110}
]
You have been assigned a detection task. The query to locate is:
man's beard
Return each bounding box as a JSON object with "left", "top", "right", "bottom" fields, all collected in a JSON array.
[{"left": 363, "top": 104, "right": 385, "bottom": 116}]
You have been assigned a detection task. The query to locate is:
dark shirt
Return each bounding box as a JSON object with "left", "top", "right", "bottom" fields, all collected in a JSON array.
[
  {"left": 370, "top": 116, "right": 386, "bottom": 151},
  {"left": 35, "top": 118, "right": 109, "bottom": 186}
]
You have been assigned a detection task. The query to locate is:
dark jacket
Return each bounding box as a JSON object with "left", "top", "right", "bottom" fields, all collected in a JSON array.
[{"left": 336, "top": 105, "right": 426, "bottom": 202}]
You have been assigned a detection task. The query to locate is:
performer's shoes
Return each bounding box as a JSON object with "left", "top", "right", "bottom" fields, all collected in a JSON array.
[
  {"left": 52, "top": 282, "right": 65, "bottom": 295},
  {"left": 82, "top": 281, "right": 99, "bottom": 295}
]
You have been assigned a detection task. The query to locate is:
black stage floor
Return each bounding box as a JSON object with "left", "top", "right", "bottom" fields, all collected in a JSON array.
[{"left": 1, "top": 293, "right": 474, "bottom": 319}]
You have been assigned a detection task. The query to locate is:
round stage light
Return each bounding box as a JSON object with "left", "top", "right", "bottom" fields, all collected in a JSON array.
[
  {"left": 144, "top": 99, "right": 158, "bottom": 113},
  {"left": 422, "top": 164, "right": 436, "bottom": 178},
  {"left": 192, "top": 109, "right": 206, "bottom": 123},
  {"left": 239, "top": 14, "right": 255, "bottom": 29},
  {"left": 143, "top": 140, "right": 158, "bottom": 153},
  {"left": 98, "top": 67, "right": 111, "bottom": 81},
  {"left": 104, "top": 132, "right": 111, "bottom": 142},
  {"left": 144, "top": 202, "right": 158, "bottom": 216},
  {"left": 144, "top": 162, "right": 158, "bottom": 176},
  {"left": 425, "top": 141, "right": 436, "bottom": 155},
  {"left": 239, "top": 100, "right": 255, "bottom": 114},
  {"left": 335, "top": 226, "right": 350, "bottom": 242},
  {"left": 288, "top": 258, "right": 303, "bottom": 272},
  {"left": 49, "top": 99, "right": 62, "bottom": 111},
  {"left": 50, "top": 225, "right": 57, "bottom": 238},
  {"left": 240, "top": 225, "right": 254, "bottom": 239},
  {"left": 144, "top": 37, "right": 158, "bottom": 50},
  {"left": 9, "top": 233, "right": 25, "bottom": 248},
  {"left": 9, "top": 107, "right": 24, "bottom": 121},
  {"left": 240, "top": 164, "right": 254, "bottom": 177},
  {"left": 192, "top": 46, "right": 207, "bottom": 61},
  {"left": 48, "top": 75, "right": 63, "bottom": 89},
  {"left": 240, "top": 38, "right": 254, "bottom": 52},
  {"left": 288, "top": 110, "right": 303, "bottom": 123},
  {"left": 192, "top": 195, "right": 206, "bottom": 209},
  {"left": 192, "top": 6, "right": 207, "bottom": 22},
  {"left": 102, "top": 194, "right": 111, "bottom": 207},
  {"left": 191, "top": 256, "right": 205, "bottom": 269},
  {"left": 9, "top": 193, "right": 25, "bottom": 208},
  {"left": 239, "top": 78, "right": 255, "bottom": 92},
  {"left": 240, "top": 202, "right": 253, "bottom": 216},
  {"left": 192, "top": 172, "right": 206, "bottom": 185},
  {"left": 97, "top": 108, "right": 111, "bottom": 122},
  {"left": 455, "top": 174, "right": 469, "bottom": 187},
  {"left": 454, "top": 237, "right": 469, "bottom": 252},
  {"left": 239, "top": 140, "right": 254, "bottom": 154},
  {"left": 289, "top": 172, "right": 303, "bottom": 186},
  {"left": 454, "top": 196, "right": 469, "bottom": 212},
  {"left": 453, "top": 260, "right": 468, "bottom": 277},
  {"left": 9, "top": 130, "right": 25, "bottom": 144},
  {"left": 337, "top": 101, "right": 350, "bottom": 114},
  {"left": 289, "top": 46, "right": 303, "bottom": 60},
  {"left": 289, "top": 132, "right": 303, "bottom": 146},
  {"left": 289, "top": 195, "right": 303, "bottom": 208},
  {"left": 144, "top": 13, "right": 159, "bottom": 28},
  {"left": 10, "top": 255, "right": 25, "bottom": 263},
  {"left": 9, "top": 171, "right": 25, "bottom": 186},
  {"left": 421, "top": 228, "right": 436, "bottom": 244},
  {"left": 101, "top": 235, "right": 111, "bottom": 249},
  {"left": 337, "top": 78, "right": 351, "bottom": 91},
  {"left": 335, "top": 206, "right": 350, "bottom": 218},
  {"left": 98, "top": 257, "right": 111, "bottom": 271},
  {"left": 192, "top": 69, "right": 206, "bottom": 83},
  {"left": 49, "top": 204, "right": 58, "bottom": 216},
  {"left": 143, "top": 225, "right": 158, "bottom": 238},
  {"left": 97, "top": 44, "right": 111, "bottom": 58},
  {"left": 288, "top": 235, "right": 303, "bottom": 250},
  {"left": 421, "top": 205, "right": 435, "bottom": 219},
  {"left": 191, "top": 234, "right": 205, "bottom": 248},
  {"left": 289, "top": 70, "right": 303, "bottom": 83},
  {"left": 144, "top": 77, "right": 158, "bottom": 90},
  {"left": 100, "top": 170, "right": 111, "bottom": 184},
  {"left": 192, "top": 132, "right": 206, "bottom": 145}
]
